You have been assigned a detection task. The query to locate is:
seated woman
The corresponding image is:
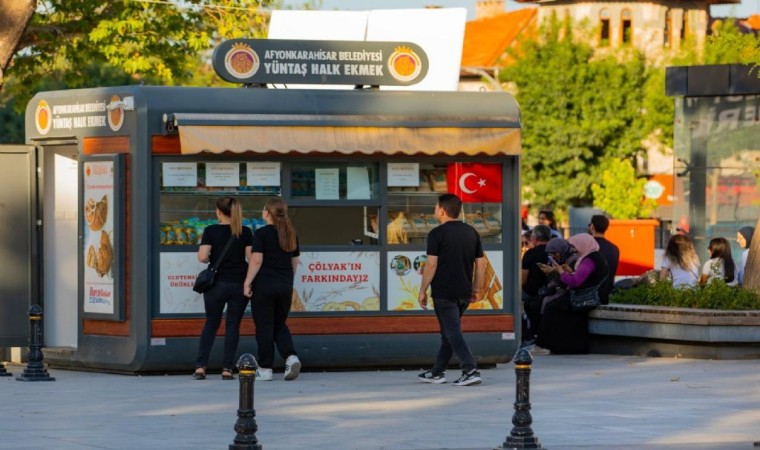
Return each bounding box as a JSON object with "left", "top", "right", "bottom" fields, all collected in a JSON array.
[
  {"left": 660, "top": 234, "right": 700, "bottom": 288},
  {"left": 538, "top": 237, "right": 578, "bottom": 308},
  {"left": 737, "top": 226, "right": 754, "bottom": 286},
  {"left": 700, "top": 237, "right": 737, "bottom": 286},
  {"left": 536, "top": 234, "right": 609, "bottom": 355}
]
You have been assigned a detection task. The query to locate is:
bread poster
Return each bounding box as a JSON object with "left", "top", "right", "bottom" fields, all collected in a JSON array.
[
  {"left": 293, "top": 252, "right": 380, "bottom": 312},
  {"left": 387, "top": 251, "right": 504, "bottom": 311},
  {"left": 82, "top": 161, "right": 116, "bottom": 314}
]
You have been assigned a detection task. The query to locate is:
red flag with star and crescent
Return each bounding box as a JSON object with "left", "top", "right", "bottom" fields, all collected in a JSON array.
[{"left": 446, "top": 163, "right": 503, "bottom": 203}]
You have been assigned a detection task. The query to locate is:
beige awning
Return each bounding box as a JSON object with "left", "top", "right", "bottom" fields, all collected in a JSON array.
[{"left": 178, "top": 125, "right": 520, "bottom": 156}]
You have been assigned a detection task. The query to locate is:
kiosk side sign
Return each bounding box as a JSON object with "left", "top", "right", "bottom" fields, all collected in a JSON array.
[{"left": 212, "top": 39, "right": 429, "bottom": 86}]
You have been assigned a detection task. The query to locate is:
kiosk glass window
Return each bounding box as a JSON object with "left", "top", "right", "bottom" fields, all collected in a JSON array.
[
  {"left": 159, "top": 161, "right": 282, "bottom": 246},
  {"left": 386, "top": 162, "right": 503, "bottom": 245},
  {"left": 291, "top": 163, "right": 379, "bottom": 200},
  {"left": 289, "top": 206, "right": 380, "bottom": 246}
]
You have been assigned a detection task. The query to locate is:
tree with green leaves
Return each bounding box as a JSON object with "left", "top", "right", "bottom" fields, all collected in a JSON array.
[
  {"left": 500, "top": 15, "right": 649, "bottom": 213},
  {"left": 591, "top": 158, "right": 656, "bottom": 219},
  {"left": 4, "top": 0, "right": 275, "bottom": 111},
  {"left": 704, "top": 19, "right": 760, "bottom": 66}
]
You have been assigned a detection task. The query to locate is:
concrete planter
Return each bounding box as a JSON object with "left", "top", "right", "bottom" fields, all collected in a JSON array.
[{"left": 588, "top": 304, "right": 760, "bottom": 359}]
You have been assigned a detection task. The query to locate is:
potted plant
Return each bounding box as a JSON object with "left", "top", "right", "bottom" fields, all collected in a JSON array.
[{"left": 589, "top": 281, "right": 760, "bottom": 359}]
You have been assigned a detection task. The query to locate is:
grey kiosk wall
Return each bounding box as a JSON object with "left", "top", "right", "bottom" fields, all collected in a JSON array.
[{"left": 23, "top": 41, "right": 522, "bottom": 373}]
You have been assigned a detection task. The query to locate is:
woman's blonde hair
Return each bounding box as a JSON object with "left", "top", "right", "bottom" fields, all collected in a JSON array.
[
  {"left": 665, "top": 234, "right": 699, "bottom": 271},
  {"left": 265, "top": 197, "right": 297, "bottom": 252},
  {"left": 216, "top": 197, "right": 243, "bottom": 238}
]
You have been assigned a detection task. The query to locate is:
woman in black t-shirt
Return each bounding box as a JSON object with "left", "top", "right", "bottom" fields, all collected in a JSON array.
[
  {"left": 243, "top": 197, "right": 301, "bottom": 381},
  {"left": 193, "top": 197, "right": 253, "bottom": 380}
]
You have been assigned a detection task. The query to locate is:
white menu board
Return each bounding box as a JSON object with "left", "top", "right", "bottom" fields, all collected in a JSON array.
[
  {"left": 388, "top": 163, "right": 419, "bottom": 186},
  {"left": 162, "top": 162, "right": 197, "bottom": 187},
  {"left": 315, "top": 168, "right": 340, "bottom": 200},
  {"left": 247, "top": 162, "right": 281, "bottom": 186},
  {"left": 346, "top": 167, "right": 371, "bottom": 200},
  {"left": 205, "top": 162, "right": 239, "bottom": 187}
]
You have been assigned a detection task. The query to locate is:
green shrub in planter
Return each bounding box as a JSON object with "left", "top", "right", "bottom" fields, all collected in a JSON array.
[{"left": 610, "top": 280, "right": 760, "bottom": 310}]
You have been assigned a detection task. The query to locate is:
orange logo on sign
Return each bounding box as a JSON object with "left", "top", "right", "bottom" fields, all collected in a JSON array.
[
  {"left": 35, "top": 100, "right": 52, "bottom": 135},
  {"left": 224, "top": 43, "right": 259, "bottom": 79},
  {"left": 387, "top": 46, "right": 422, "bottom": 83}
]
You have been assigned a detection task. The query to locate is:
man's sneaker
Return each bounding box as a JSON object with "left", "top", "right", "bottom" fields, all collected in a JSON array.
[
  {"left": 255, "top": 368, "right": 273, "bottom": 381},
  {"left": 284, "top": 355, "right": 301, "bottom": 381},
  {"left": 531, "top": 345, "right": 551, "bottom": 356},
  {"left": 417, "top": 370, "right": 447, "bottom": 384},
  {"left": 452, "top": 369, "right": 481, "bottom": 386}
]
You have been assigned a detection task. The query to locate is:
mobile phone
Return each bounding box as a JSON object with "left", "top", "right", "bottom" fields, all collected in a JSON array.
[{"left": 547, "top": 255, "right": 557, "bottom": 265}]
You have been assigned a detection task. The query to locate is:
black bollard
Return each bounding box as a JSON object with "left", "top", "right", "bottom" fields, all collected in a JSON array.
[
  {"left": 0, "top": 361, "right": 11, "bottom": 377},
  {"left": 229, "top": 353, "right": 262, "bottom": 450},
  {"left": 497, "top": 348, "right": 542, "bottom": 449},
  {"left": 16, "top": 305, "right": 55, "bottom": 382}
]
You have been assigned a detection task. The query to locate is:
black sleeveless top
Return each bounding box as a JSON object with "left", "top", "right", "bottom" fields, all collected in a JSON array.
[{"left": 575, "top": 251, "right": 609, "bottom": 291}]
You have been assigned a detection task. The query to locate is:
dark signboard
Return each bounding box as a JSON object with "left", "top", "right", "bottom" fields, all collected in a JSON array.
[{"left": 212, "top": 39, "right": 429, "bottom": 86}]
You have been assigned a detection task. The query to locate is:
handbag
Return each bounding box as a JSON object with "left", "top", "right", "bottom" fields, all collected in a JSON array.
[
  {"left": 569, "top": 285, "right": 601, "bottom": 312},
  {"left": 192, "top": 236, "right": 235, "bottom": 294}
]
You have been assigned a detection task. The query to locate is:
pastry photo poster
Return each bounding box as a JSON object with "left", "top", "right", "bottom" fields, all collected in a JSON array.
[{"left": 82, "top": 160, "right": 115, "bottom": 315}]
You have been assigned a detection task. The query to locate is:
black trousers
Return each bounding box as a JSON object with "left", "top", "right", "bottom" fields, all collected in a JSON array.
[{"left": 251, "top": 282, "right": 297, "bottom": 368}]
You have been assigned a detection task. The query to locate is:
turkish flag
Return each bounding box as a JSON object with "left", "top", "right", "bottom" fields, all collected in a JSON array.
[{"left": 446, "top": 163, "right": 503, "bottom": 203}]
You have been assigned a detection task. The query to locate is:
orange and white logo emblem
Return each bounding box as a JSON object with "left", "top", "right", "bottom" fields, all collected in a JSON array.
[
  {"left": 387, "top": 46, "right": 422, "bottom": 83},
  {"left": 106, "top": 95, "right": 124, "bottom": 131},
  {"left": 224, "top": 43, "right": 259, "bottom": 79},
  {"left": 35, "top": 100, "right": 52, "bottom": 135}
]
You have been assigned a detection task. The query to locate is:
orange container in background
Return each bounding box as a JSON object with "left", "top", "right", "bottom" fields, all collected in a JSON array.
[{"left": 605, "top": 219, "right": 660, "bottom": 276}]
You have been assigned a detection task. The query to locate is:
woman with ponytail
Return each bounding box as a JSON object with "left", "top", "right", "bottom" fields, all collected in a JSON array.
[
  {"left": 244, "top": 197, "right": 301, "bottom": 381},
  {"left": 194, "top": 197, "right": 253, "bottom": 381}
]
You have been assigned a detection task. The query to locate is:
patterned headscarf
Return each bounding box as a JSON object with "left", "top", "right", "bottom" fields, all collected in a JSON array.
[{"left": 568, "top": 233, "right": 600, "bottom": 267}]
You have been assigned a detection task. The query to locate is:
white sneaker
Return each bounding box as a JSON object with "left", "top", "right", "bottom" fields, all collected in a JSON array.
[
  {"left": 284, "top": 355, "right": 301, "bottom": 381},
  {"left": 255, "top": 368, "right": 273, "bottom": 381},
  {"left": 531, "top": 346, "right": 551, "bottom": 356}
]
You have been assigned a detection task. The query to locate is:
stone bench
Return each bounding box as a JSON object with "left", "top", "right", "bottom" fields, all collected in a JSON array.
[{"left": 588, "top": 304, "right": 760, "bottom": 359}]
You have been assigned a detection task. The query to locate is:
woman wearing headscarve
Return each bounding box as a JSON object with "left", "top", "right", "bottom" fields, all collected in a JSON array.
[
  {"left": 737, "top": 226, "right": 755, "bottom": 286},
  {"left": 545, "top": 237, "right": 579, "bottom": 269},
  {"left": 537, "top": 238, "right": 579, "bottom": 307},
  {"left": 536, "top": 234, "right": 609, "bottom": 355}
]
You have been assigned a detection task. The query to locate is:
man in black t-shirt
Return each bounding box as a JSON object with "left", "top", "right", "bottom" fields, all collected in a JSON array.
[
  {"left": 520, "top": 224, "right": 551, "bottom": 345},
  {"left": 417, "top": 194, "right": 485, "bottom": 387},
  {"left": 589, "top": 215, "right": 619, "bottom": 305}
]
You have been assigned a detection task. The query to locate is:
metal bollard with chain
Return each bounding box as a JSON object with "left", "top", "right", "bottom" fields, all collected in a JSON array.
[
  {"left": 497, "top": 348, "right": 542, "bottom": 449},
  {"left": 16, "top": 305, "right": 55, "bottom": 382},
  {"left": 229, "top": 353, "right": 262, "bottom": 450}
]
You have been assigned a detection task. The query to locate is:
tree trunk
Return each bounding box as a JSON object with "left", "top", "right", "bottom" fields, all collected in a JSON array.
[
  {"left": 742, "top": 216, "right": 760, "bottom": 291},
  {"left": 0, "top": 0, "right": 36, "bottom": 87}
]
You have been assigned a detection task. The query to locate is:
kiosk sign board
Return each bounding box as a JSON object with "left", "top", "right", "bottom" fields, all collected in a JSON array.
[{"left": 212, "top": 39, "right": 429, "bottom": 86}]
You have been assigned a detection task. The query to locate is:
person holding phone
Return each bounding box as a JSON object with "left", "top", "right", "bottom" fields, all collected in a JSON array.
[{"left": 536, "top": 234, "right": 608, "bottom": 355}]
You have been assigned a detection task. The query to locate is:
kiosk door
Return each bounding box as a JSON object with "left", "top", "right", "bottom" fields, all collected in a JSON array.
[
  {"left": 0, "top": 146, "right": 37, "bottom": 347},
  {"left": 42, "top": 145, "right": 79, "bottom": 348}
]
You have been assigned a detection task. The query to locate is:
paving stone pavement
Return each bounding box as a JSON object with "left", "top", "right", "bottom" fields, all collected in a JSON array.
[{"left": 1, "top": 354, "right": 759, "bottom": 450}]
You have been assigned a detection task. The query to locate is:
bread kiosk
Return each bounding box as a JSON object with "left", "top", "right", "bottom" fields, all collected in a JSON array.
[{"left": 24, "top": 39, "right": 522, "bottom": 372}]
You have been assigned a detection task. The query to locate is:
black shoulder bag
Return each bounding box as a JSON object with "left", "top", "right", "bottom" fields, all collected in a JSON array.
[
  {"left": 192, "top": 236, "right": 235, "bottom": 294},
  {"left": 569, "top": 285, "right": 601, "bottom": 312}
]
